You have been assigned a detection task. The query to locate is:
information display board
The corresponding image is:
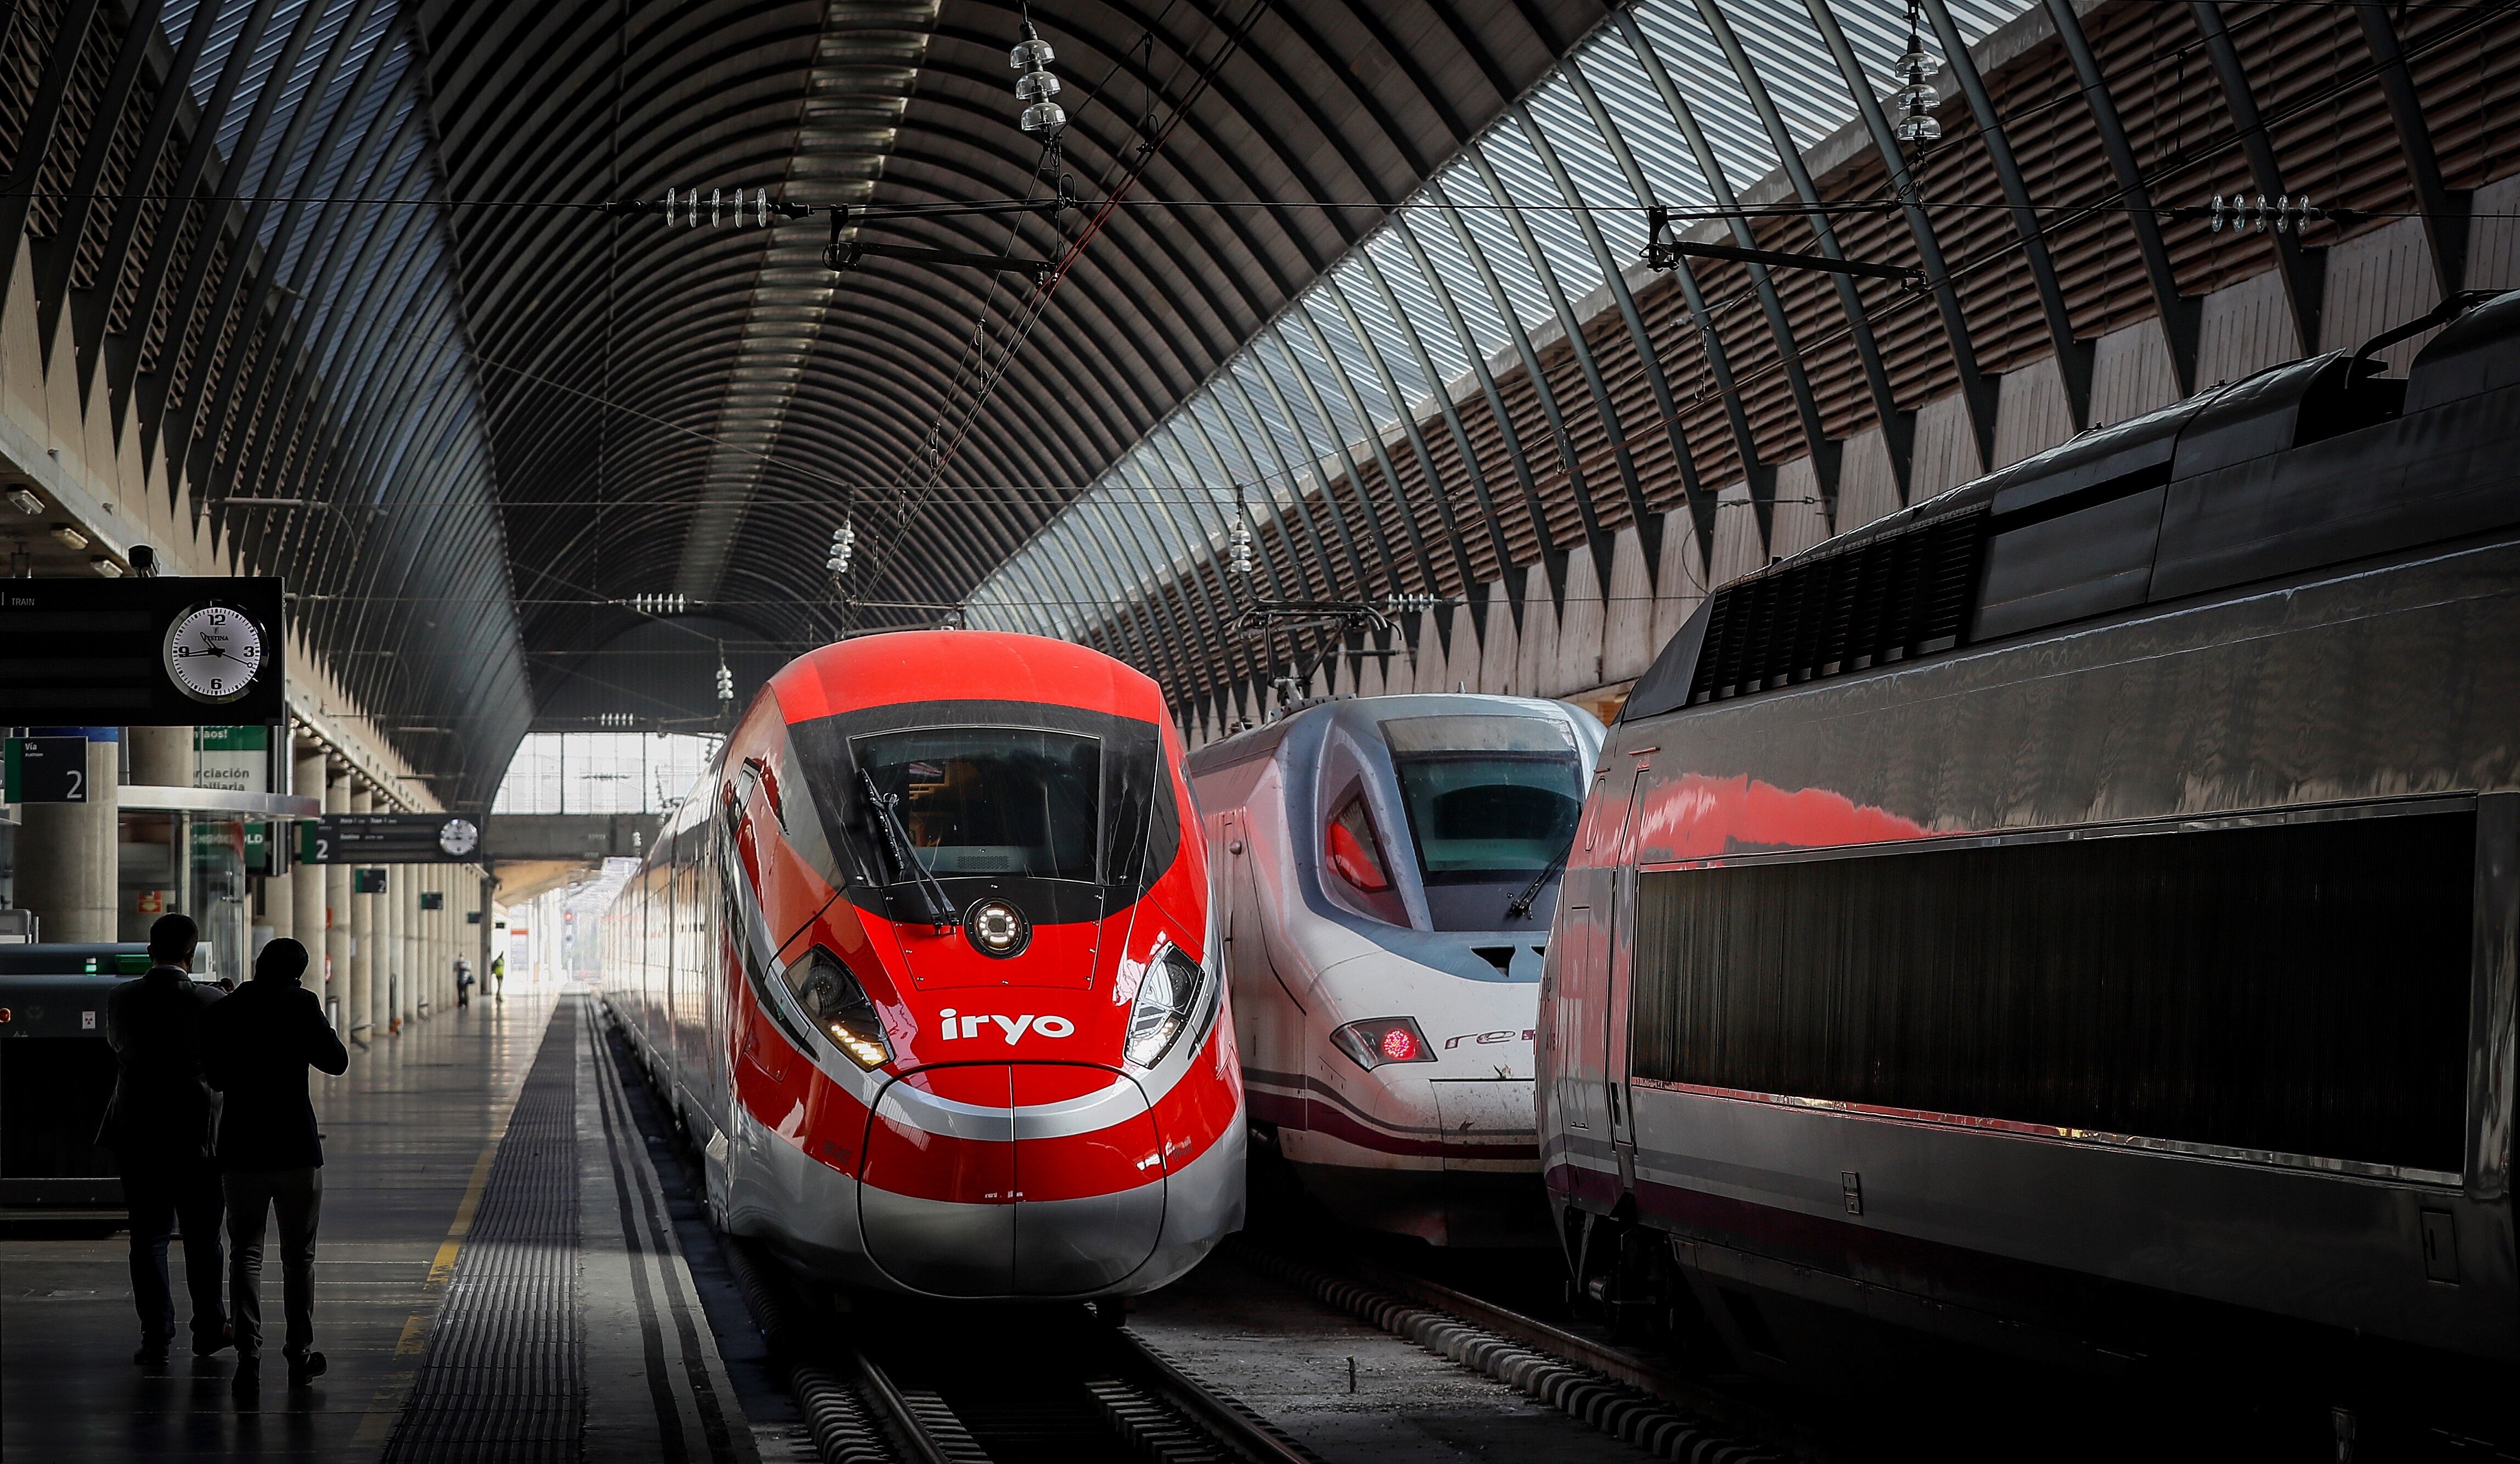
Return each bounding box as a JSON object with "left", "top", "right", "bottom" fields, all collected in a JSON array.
[
  {"left": 301, "top": 813, "right": 482, "bottom": 864},
  {"left": 0, "top": 577, "right": 285, "bottom": 725}
]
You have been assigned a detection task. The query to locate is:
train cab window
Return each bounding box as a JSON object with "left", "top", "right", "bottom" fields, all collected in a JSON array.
[
  {"left": 1382, "top": 715, "right": 1585, "bottom": 930},
  {"left": 851, "top": 727, "right": 1102, "bottom": 882}
]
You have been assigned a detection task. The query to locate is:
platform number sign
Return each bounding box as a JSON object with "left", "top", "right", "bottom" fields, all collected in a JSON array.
[
  {"left": 352, "top": 868, "right": 389, "bottom": 894},
  {"left": 3, "top": 736, "right": 89, "bottom": 803}
]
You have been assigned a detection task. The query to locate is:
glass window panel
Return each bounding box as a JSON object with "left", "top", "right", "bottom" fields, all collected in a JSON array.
[
  {"left": 1523, "top": 82, "right": 1650, "bottom": 262},
  {"left": 1275, "top": 313, "right": 1374, "bottom": 446},
  {"left": 493, "top": 733, "right": 723, "bottom": 815},
  {"left": 1578, "top": 29, "right": 1719, "bottom": 209},
  {"left": 1327, "top": 273, "right": 1434, "bottom": 411},
  {"left": 1628, "top": 3, "right": 1786, "bottom": 182},
  {"left": 1360, "top": 233, "right": 1471, "bottom": 383},
  {"left": 1480, "top": 118, "right": 1602, "bottom": 300},
  {"left": 1388, "top": 210, "right": 1513, "bottom": 364},
  {"left": 1435, "top": 158, "right": 1555, "bottom": 332}
]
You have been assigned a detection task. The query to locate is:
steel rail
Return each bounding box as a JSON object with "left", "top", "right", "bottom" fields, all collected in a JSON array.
[
  {"left": 847, "top": 1347, "right": 958, "bottom": 1464},
  {"left": 835, "top": 1316, "right": 1323, "bottom": 1464},
  {"left": 1112, "top": 1327, "right": 1322, "bottom": 1464},
  {"left": 1240, "top": 1242, "right": 1816, "bottom": 1464}
]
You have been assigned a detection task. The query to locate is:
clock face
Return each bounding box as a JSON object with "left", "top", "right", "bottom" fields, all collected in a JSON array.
[
  {"left": 162, "top": 603, "right": 266, "bottom": 704},
  {"left": 438, "top": 818, "right": 480, "bottom": 857}
]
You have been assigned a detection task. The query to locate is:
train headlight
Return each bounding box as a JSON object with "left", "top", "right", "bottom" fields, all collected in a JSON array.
[
  {"left": 963, "top": 897, "right": 1031, "bottom": 958},
  {"left": 1126, "top": 940, "right": 1208, "bottom": 1069},
  {"left": 1331, "top": 1016, "right": 1437, "bottom": 1072},
  {"left": 794, "top": 947, "right": 892, "bottom": 1070}
]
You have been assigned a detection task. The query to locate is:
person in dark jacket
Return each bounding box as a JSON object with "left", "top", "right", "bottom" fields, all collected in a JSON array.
[
  {"left": 203, "top": 937, "right": 350, "bottom": 1392},
  {"left": 99, "top": 912, "right": 229, "bottom": 1365}
]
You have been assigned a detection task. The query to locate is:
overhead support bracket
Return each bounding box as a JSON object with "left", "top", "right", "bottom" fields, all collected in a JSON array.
[
  {"left": 822, "top": 206, "right": 1054, "bottom": 285},
  {"left": 1644, "top": 207, "right": 1923, "bottom": 288},
  {"left": 1235, "top": 594, "right": 1447, "bottom": 640}
]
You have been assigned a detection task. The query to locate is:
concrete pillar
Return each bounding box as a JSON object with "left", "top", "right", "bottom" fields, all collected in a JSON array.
[
  {"left": 419, "top": 883, "right": 432, "bottom": 1018},
  {"left": 423, "top": 884, "right": 436, "bottom": 1017},
  {"left": 17, "top": 728, "right": 121, "bottom": 944},
  {"left": 390, "top": 863, "right": 408, "bottom": 1033},
  {"left": 323, "top": 769, "right": 349, "bottom": 1030},
  {"left": 259, "top": 839, "right": 291, "bottom": 972},
  {"left": 379, "top": 871, "right": 397, "bottom": 1034},
  {"left": 441, "top": 886, "right": 456, "bottom": 1010},
  {"left": 347, "top": 786, "right": 373, "bottom": 1039},
  {"left": 127, "top": 725, "right": 194, "bottom": 787},
  {"left": 425, "top": 888, "right": 442, "bottom": 1014},
  {"left": 293, "top": 749, "right": 327, "bottom": 968},
  {"left": 399, "top": 879, "right": 417, "bottom": 1028}
]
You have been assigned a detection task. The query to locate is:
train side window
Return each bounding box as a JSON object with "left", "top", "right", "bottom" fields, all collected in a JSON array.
[
  {"left": 1326, "top": 796, "right": 1391, "bottom": 890},
  {"left": 1628, "top": 806, "right": 2474, "bottom": 1174},
  {"left": 1325, "top": 794, "right": 1408, "bottom": 926}
]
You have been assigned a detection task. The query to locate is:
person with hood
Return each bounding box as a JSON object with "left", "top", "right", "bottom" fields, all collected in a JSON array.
[
  {"left": 203, "top": 936, "right": 350, "bottom": 1392},
  {"left": 98, "top": 912, "right": 229, "bottom": 1365}
]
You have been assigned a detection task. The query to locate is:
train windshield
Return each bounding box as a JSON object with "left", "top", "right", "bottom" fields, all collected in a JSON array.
[
  {"left": 851, "top": 727, "right": 1102, "bottom": 882},
  {"left": 1382, "top": 715, "right": 1584, "bottom": 883}
]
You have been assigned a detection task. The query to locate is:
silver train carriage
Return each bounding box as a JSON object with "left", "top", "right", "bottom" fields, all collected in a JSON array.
[
  {"left": 1190, "top": 694, "right": 1604, "bottom": 1245},
  {"left": 1539, "top": 290, "right": 2520, "bottom": 1440}
]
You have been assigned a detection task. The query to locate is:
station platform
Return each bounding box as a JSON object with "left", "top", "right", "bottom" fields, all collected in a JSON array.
[{"left": 1, "top": 988, "right": 769, "bottom": 1463}]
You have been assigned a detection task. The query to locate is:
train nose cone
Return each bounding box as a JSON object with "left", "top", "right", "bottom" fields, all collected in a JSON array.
[{"left": 857, "top": 1064, "right": 1167, "bottom": 1297}]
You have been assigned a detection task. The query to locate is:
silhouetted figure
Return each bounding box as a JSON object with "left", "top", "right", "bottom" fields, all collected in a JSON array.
[
  {"left": 98, "top": 912, "right": 229, "bottom": 1365},
  {"left": 204, "top": 936, "right": 350, "bottom": 1393}
]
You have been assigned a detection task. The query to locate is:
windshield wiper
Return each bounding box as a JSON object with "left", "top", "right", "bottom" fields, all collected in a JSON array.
[
  {"left": 859, "top": 770, "right": 959, "bottom": 930},
  {"left": 1505, "top": 845, "right": 1570, "bottom": 922}
]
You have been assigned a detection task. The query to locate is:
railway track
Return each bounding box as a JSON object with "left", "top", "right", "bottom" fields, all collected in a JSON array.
[
  {"left": 723, "top": 1236, "right": 1319, "bottom": 1464},
  {"left": 1231, "top": 1241, "right": 1801, "bottom": 1463},
  {"left": 600, "top": 1003, "right": 1782, "bottom": 1463}
]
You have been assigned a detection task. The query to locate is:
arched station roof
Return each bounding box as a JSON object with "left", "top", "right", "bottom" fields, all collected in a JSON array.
[{"left": 4, "top": 0, "right": 2515, "bottom": 790}]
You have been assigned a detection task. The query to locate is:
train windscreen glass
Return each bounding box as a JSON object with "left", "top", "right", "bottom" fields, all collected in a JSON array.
[
  {"left": 1381, "top": 715, "right": 1584, "bottom": 882},
  {"left": 851, "top": 727, "right": 1102, "bottom": 881}
]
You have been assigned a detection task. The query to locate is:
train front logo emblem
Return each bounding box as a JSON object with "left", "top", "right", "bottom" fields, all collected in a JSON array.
[{"left": 933, "top": 1009, "right": 1076, "bottom": 1043}]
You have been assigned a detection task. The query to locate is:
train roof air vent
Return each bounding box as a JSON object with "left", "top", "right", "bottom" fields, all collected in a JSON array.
[{"left": 1685, "top": 508, "right": 1988, "bottom": 707}]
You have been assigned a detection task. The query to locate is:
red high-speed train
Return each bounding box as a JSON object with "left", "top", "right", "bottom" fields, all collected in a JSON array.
[{"left": 600, "top": 631, "right": 1244, "bottom": 1299}]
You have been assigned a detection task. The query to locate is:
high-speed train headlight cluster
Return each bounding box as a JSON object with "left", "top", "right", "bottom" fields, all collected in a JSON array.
[
  {"left": 1332, "top": 1016, "right": 1438, "bottom": 1071},
  {"left": 1126, "top": 940, "right": 1208, "bottom": 1068},
  {"left": 794, "top": 946, "right": 892, "bottom": 1070}
]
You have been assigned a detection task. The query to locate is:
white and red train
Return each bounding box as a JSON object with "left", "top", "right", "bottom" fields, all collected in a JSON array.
[
  {"left": 1188, "top": 695, "right": 1602, "bottom": 1246},
  {"left": 600, "top": 631, "right": 1244, "bottom": 1299}
]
